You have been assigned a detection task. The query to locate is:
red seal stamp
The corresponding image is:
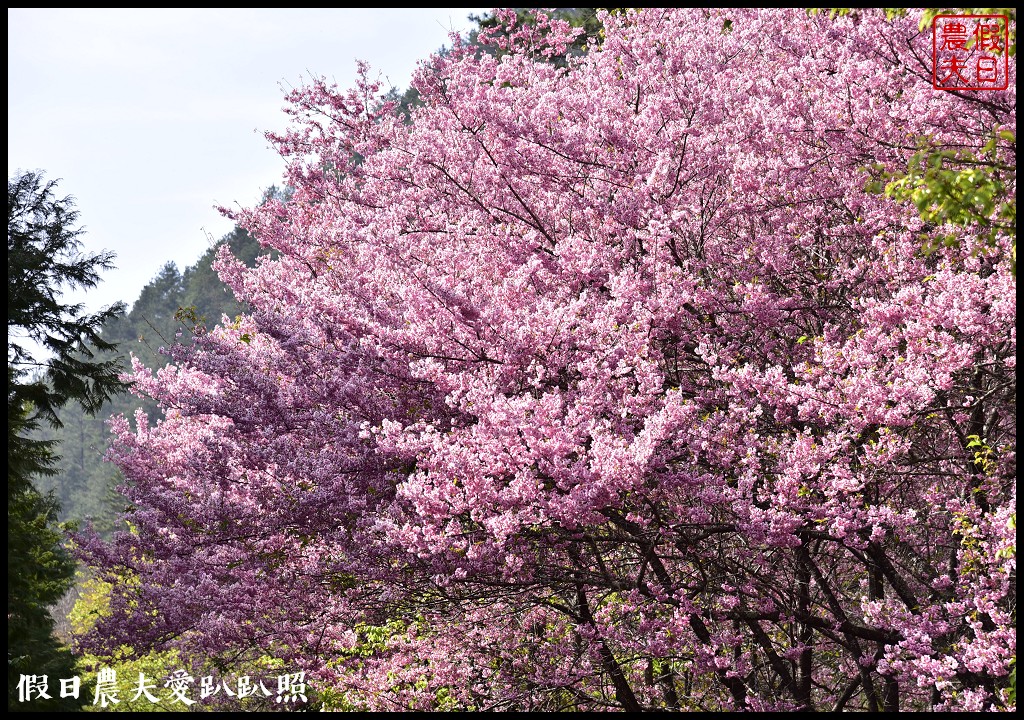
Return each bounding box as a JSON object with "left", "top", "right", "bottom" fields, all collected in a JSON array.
[{"left": 932, "top": 14, "right": 1009, "bottom": 91}]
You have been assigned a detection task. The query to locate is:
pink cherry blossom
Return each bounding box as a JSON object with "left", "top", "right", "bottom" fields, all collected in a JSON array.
[{"left": 77, "top": 8, "right": 1015, "bottom": 711}]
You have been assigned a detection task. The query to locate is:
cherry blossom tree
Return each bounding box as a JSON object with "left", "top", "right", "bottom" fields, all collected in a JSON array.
[{"left": 77, "top": 8, "right": 1015, "bottom": 711}]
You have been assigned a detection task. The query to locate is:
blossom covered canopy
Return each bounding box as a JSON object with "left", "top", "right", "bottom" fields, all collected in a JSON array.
[{"left": 80, "top": 8, "right": 1015, "bottom": 712}]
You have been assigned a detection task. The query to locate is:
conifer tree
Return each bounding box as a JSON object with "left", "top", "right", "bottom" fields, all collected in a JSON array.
[{"left": 8, "top": 170, "right": 125, "bottom": 710}]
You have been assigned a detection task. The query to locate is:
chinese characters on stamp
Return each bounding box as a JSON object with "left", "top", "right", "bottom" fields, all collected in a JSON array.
[{"left": 932, "top": 14, "right": 1009, "bottom": 91}]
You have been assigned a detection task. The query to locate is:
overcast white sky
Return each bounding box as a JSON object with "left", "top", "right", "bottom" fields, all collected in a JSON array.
[{"left": 8, "top": 8, "right": 486, "bottom": 321}]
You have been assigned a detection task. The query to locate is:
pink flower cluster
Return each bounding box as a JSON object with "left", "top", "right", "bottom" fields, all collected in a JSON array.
[{"left": 78, "top": 8, "right": 1015, "bottom": 711}]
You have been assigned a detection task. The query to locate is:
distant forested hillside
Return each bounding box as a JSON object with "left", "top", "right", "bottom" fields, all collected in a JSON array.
[{"left": 34, "top": 223, "right": 265, "bottom": 533}]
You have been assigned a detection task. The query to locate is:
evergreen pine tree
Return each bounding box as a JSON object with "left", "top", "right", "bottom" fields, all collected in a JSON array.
[{"left": 8, "top": 170, "right": 125, "bottom": 710}]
